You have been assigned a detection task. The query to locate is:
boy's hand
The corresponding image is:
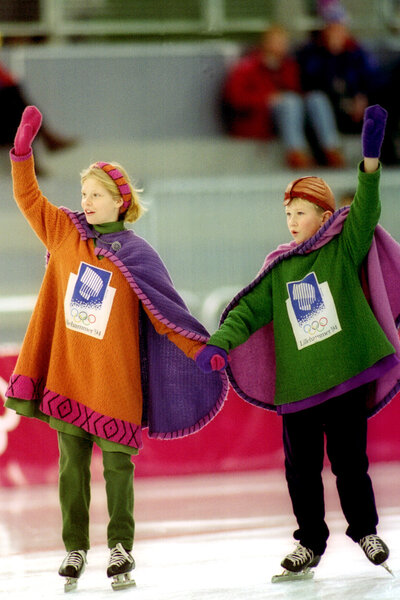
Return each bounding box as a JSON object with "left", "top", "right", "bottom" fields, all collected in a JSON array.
[
  {"left": 14, "top": 105, "right": 42, "bottom": 156},
  {"left": 362, "top": 104, "right": 387, "bottom": 158},
  {"left": 195, "top": 345, "right": 228, "bottom": 373}
]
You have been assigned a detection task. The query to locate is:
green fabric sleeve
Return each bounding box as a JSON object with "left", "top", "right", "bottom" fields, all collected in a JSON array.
[
  {"left": 208, "top": 274, "right": 273, "bottom": 351},
  {"left": 341, "top": 162, "right": 381, "bottom": 265}
]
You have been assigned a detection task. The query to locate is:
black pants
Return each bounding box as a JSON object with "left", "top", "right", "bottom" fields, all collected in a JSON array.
[{"left": 282, "top": 387, "right": 378, "bottom": 556}]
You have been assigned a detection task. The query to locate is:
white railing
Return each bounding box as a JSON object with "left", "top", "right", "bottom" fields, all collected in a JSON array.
[
  {"left": 0, "top": 0, "right": 391, "bottom": 41},
  {"left": 0, "top": 0, "right": 319, "bottom": 40},
  {"left": 0, "top": 296, "right": 37, "bottom": 313},
  {"left": 0, "top": 0, "right": 268, "bottom": 39}
]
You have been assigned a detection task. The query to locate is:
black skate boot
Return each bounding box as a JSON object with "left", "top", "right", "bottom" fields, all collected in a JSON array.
[
  {"left": 272, "top": 543, "right": 321, "bottom": 583},
  {"left": 107, "top": 543, "right": 136, "bottom": 590},
  {"left": 358, "top": 534, "right": 394, "bottom": 576},
  {"left": 58, "top": 550, "right": 87, "bottom": 592}
]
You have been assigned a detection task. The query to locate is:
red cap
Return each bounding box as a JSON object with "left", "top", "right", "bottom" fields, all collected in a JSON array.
[{"left": 284, "top": 176, "right": 335, "bottom": 212}]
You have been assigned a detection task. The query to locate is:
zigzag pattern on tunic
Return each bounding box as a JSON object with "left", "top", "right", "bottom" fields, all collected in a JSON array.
[{"left": 7, "top": 374, "right": 143, "bottom": 449}]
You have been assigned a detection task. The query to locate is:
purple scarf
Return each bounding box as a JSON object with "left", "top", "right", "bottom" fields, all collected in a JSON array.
[
  {"left": 223, "top": 208, "right": 400, "bottom": 417},
  {"left": 64, "top": 209, "right": 228, "bottom": 439}
]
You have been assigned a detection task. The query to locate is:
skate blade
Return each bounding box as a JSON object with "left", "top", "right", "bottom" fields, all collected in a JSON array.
[
  {"left": 381, "top": 562, "right": 395, "bottom": 577},
  {"left": 271, "top": 568, "right": 315, "bottom": 583},
  {"left": 111, "top": 573, "right": 136, "bottom": 591},
  {"left": 64, "top": 577, "right": 78, "bottom": 592}
]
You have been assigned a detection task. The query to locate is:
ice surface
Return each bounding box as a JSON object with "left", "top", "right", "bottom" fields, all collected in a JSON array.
[{"left": 0, "top": 466, "right": 399, "bottom": 599}]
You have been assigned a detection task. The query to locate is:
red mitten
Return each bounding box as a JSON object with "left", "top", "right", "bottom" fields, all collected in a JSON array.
[
  {"left": 195, "top": 345, "right": 228, "bottom": 373},
  {"left": 210, "top": 354, "right": 227, "bottom": 371},
  {"left": 14, "top": 105, "right": 42, "bottom": 156}
]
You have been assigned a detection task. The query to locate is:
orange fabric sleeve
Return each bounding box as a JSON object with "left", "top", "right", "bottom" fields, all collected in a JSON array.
[
  {"left": 143, "top": 304, "right": 205, "bottom": 360},
  {"left": 11, "top": 155, "right": 72, "bottom": 250}
]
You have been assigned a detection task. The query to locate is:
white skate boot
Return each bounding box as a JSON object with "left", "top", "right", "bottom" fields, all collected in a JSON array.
[
  {"left": 107, "top": 543, "right": 136, "bottom": 591},
  {"left": 58, "top": 550, "right": 87, "bottom": 592},
  {"left": 359, "top": 534, "right": 394, "bottom": 576},
  {"left": 272, "top": 543, "right": 321, "bottom": 583}
]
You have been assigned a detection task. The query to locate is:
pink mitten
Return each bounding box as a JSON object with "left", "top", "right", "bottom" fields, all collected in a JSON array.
[
  {"left": 14, "top": 106, "right": 42, "bottom": 156},
  {"left": 195, "top": 345, "right": 228, "bottom": 373},
  {"left": 210, "top": 354, "right": 227, "bottom": 371}
]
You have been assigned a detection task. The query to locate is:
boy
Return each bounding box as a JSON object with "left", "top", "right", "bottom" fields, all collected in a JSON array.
[{"left": 196, "top": 105, "right": 399, "bottom": 579}]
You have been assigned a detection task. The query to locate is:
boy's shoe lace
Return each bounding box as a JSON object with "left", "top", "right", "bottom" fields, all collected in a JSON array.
[
  {"left": 281, "top": 543, "right": 321, "bottom": 573},
  {"left": 359, "top": 534, "right": 389, "bottom": 565},
  {"left": 58, "top": 550, "right": 87, "bottom": 578},
  {"left": 107, "top": 543, "right": 135, "bottom": 577}
]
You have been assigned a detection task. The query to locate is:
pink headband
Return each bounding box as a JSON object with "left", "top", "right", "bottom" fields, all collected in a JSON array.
[{"left": 95, "top": 162, "right": 132, "bottom": 212}]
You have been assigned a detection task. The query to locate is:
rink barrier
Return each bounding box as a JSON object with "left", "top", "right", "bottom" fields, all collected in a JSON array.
[{"left": 1, "top": 286, "right": 400, "bottom": 486}]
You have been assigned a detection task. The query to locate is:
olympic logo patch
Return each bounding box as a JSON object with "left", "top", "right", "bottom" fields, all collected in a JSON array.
[
  {"left": 70, "top": 308, "right": 96, "bottom": 326},
  {"left": 286, "top": 272, "right": 341, "bottom": 350},
  {"left": 303, "top": 317, "right": 328, "bottom": 335},
  {"left": 64, "top": 262, "right": 116, "bottom": 340}
]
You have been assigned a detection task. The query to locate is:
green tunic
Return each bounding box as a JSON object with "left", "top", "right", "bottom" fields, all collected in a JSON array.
[{"left": 209, "top": 165, "right": 395, "bottom": 407}]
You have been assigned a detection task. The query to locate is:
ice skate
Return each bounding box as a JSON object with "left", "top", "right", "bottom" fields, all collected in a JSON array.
[
  {"left": 58, "top": 550, "right": 87, "bottom": 592},
  {"left": 271, "top": 543, "right": 321, "bottom": 583},
  {"left": 359, "top": 534, "right": 394, "bottom": 576},
  {"left": 107, "top": 543, "right": 136, "bottom": 591}
]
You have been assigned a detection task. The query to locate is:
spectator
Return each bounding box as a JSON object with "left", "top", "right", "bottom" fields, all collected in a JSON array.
[
  {"left": 0, "top": 57, "right": 76, "bottom": 171},
  {"left": 221, "top": 25, "right": 345, "bottom": 169},
  {"left": 297, "top": 1, "right": 400, "bottom": 164},
  {"left": 374, "top": 56, "right": 400, "bottom": 165}
]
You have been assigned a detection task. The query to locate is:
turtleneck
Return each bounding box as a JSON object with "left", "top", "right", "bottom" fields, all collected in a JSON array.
[
  {"left": 93, "top": 221, "right": 126, "bottom": 234},
  {"left": 91, "top": 221, "right": 126, "bottom": 257}
]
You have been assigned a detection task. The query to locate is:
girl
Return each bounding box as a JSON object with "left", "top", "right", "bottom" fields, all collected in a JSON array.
[{"left": 5, "top": 106, "right": 227, "bottom": 591}]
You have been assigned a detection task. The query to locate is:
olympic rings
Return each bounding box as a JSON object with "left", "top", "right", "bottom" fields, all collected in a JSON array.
[
  {"left": 71, "top": 307, "right": 96, "bottom": 326},
  {"left": 303, "top": 316, "right": 328, "bottom": 335}
]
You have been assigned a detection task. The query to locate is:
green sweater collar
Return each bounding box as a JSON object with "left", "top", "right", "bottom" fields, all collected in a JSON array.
[{"left": 93, "top": 221, "right": 126, "bottom": 234}]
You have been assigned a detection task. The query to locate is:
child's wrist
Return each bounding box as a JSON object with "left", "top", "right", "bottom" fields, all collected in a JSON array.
[
  {"left": 363, "top": 157, "right": 379, "bottom": 173},
  {"left": 10, "top": 148, "right": 33, "bottom": 162}
]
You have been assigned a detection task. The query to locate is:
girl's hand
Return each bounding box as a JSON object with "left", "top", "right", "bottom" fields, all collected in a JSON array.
[{"left": 14, "top": 105, "right": 42, "bottom": 156}]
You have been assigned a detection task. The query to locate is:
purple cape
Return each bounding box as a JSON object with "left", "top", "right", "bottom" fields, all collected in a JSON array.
[
  {"left": 63, "top": 209, "right": 228, "bottom": 441},
  {"left": 222, "top": 207, "right": 400, "bottom": 417}
]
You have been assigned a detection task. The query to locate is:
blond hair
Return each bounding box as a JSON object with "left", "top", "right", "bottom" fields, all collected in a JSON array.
[{"left": 80, "top": 161, "right": 146, "bottom": 223}]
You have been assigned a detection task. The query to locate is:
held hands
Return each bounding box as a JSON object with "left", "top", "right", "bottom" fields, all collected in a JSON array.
[
  {"left": 361, "top": 104, "right": 387, "bottom": 158},
  {"left": 195, "top": 345, "right": 228, "bottom": 373},
  {"left": 14, "top": 105, "right": 42, "bottom": 156}
]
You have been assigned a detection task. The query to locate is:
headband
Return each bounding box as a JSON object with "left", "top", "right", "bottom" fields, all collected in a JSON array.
[{"left": 95, "top": 162, "right": 132, "bottom": 212}]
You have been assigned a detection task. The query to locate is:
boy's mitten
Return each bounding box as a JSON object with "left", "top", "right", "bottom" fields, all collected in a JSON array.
[
  {"left": 362, "top": 104, "right": 388, "bottom": 158},
  {"left": 195, "top": 345, "right": 228, "bottom": 373},
  {"left": 14, "top": 105, "right": 42, "bottom": 156}
]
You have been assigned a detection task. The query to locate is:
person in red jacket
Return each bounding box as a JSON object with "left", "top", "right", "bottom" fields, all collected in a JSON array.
[
  {"left": 0, "top": 56, "right": 75, "bottom": 168},
  {"left": 221, "top": 25, "right": 344, "bottom": 169}
]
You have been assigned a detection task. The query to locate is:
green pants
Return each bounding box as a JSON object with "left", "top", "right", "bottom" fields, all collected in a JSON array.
[{"left": 58, "top": 431, "right": 135, "bottom": 552}]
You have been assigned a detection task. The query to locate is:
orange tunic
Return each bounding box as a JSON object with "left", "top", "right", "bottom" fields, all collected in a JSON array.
[{"left": 6, "top": 156, "right": 205, "bottom": 449}]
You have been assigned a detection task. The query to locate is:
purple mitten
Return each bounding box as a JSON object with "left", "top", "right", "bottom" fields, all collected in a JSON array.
[
  {"left": 361, "top": 104, "right": 388, "bottom": 158},
  {"left": 14, "top": 105, "right": 43, "bottom": 156},
  {"left": 195, "top": 345, "right": 228, "bottom": 373}
]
